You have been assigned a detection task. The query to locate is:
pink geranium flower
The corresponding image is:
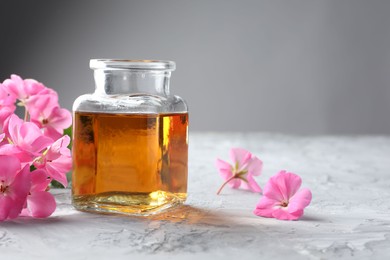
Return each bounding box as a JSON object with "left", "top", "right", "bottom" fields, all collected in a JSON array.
[
  {"left": 254, "top": 170, "right": 312, "bottom": 220},
  {"left": 0, "top": 155, "right": 31, "bottom": 221},
  {"left": 34, "top": 135, "right": 72, "bottom": 187},
  {"left": 216, "top": 148, "right": 263, "bottom": 194},
  {"left": 2, "top": 74, "right": 46, "bottom": 104},
  {"left": 0, "top": 83, "right": 16, "bottom": 112},
  {"left": 27, "top": 93, "right": 72, "bottom": 140},
  {"left": 22, "top": 169, "right": 56, "bottom": 218},
  {"left": 0, "top": 74, "right": 72, "bottom": 221},
  {"left": 0, "top": 114, "right": 53, "bottom": 163}
]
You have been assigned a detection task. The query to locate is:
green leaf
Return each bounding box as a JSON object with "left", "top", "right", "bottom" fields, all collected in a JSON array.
[
  {"left": 67, "top": 171, "right": 72, "bottom": 184},
  {"left": 64, "top": 126, "right": 73, "bottom": 149},
  {"left": 50, "top": 179, "right": 65, "bottom": 188}
]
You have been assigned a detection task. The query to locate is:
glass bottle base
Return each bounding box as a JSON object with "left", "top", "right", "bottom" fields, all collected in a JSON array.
[{"left": 72, "top": 191, "right": 187, "bottom": 216}]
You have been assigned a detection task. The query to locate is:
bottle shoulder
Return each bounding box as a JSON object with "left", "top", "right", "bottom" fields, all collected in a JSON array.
[{"left": 73, "top": 93, "right": 188, "bottom": 114}]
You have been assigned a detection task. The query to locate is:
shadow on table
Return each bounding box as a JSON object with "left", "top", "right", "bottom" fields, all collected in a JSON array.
[
  {"left": 1, "top": 205, "right": 328, "bottom": 229},
  {"left": 147, "top": 205, "right": 227, "bottom": 224},
  {"left": 0, "top": 215, "right": 82, "bottom": 228},
  {"left": 0, "top": 205, "right": 233, "bottom": 227}
]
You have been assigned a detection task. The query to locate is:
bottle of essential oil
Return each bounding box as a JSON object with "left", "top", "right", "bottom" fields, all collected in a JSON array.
[{"left": 72, "top": 60, "right": 188, "bottom": 216}]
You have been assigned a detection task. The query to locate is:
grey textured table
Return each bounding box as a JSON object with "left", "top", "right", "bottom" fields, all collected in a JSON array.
[{"left": 1, "top": 133, "right": 390, "bottom": 259}]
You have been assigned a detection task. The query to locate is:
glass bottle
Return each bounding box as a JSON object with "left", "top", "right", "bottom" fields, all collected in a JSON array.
[{"left": 72, "top": 60, "right": 188, "bottom": 216}]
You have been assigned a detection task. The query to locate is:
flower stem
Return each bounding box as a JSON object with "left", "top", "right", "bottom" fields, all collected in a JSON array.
[
  {"left": 24, "top": 108, "right": 29, "bottom": 122},
  {"left": 216, "top": 175, "right": 236, "bottom": 195}
]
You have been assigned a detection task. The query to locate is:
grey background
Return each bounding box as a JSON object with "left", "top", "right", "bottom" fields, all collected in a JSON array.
[{"left": 1, "top": 0, "right": 389, "bottom": 135}]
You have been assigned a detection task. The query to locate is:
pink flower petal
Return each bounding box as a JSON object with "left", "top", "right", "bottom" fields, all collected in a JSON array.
[
  {"left": 3, "top": 75, "right": 26, "bottom": 99},
  {"left": 26, "top": 191, "right": 56, "bottom": 218},
  {"left": 262, "top": 177, "right": 285, "bottom": 202},
  {"left": 241, "top": 174, "right": 262, "bottom": 193},
  {"left": 0, "top": 83, "right": 16, "bottom": 110},
  {"left": 216, "top": 159, "right": 233, "bottom": 180},
  {"left": 6, "top": 114, "right": 23, "bottom": 143},
  {"left": 3, "top": 165, "right": 31, "bottom": 220},
  {"left": 54, "top": 155, "right": 71, "bottom": 169},
  {"left": 216, "top": 158, "right": 231, "bottom": 171},
  {"left": 0, "top": 143, "right": 19, "bottom": 154},
  {"left": 253, "top": 196, "right": 279, "bottom": 218},
  {"left": 27, "top": 93, "right": 58, "bottom": 119},
  {"left": 0, "top": 144, "right": 33, "bottom": 163},
  {"left": 45, "top": 161, "right": 69, "bottom": 187},
  {"left": 7, "top": 199, "right": 25, "bottom": 219},
  {"left": 288, "top": 209, "right": 305, "bottom": 220},
  {"left": 23, "top": 79, "right": 46, "bottom": 97},
  {"left": 41, "top": 126, "right": 63, "bottom": 140},
  {"left": 247, "top": 156, "right": 263, "bottom": 176},
  {"left": 31, "top": 169, "right": 51, "bottom": 192},
  {"left": 30, "top": 135, "right": 54, "bottom": 154},
  {"left": 229, "top": 148, "right": 252, "bottom": 168},
  {"left": 288, "top": 188, "right": 312, "bottom": 213},
  {"left": 10, "top": 165, "right": 31, "bottom": 202},
  {"left": 276, "top": 171, "right": 302, "bottom": 199},
  {"left": 37, "top": 86, "right": 58, "bottom": 97},
  {"left": 263, "top": 171, "right": 302, "bottom": 202},
  {"left": 228, "top": 178, "right": 241, "bottom": 189},
  {"left": 0, "top": 154, "right": 21, "bottom": 181},
  {"left": 0, "top": 196, "right": 12, "bottom": 221},
  {"left": 272, "top": 208, "right": 302, "bottom": 220},
  {"left": 46, "top": 135, "right": 71, "bottom": 159},
  {"left": 0, "top": 107, "right": 15, "bottom": 129},
  {"left": 48, "top": 107, "right": 72, "bottom": 130},
  {"left": 20, "top": 122, "right": 53, "bottom": 151},
  {"left": 218, "top": 169, "right": 233, "bottom": 181}
]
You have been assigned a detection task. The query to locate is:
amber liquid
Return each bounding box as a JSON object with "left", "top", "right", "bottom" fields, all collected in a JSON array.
[{"left": 72, "top": 112, "right": 188, "bottom": 215}]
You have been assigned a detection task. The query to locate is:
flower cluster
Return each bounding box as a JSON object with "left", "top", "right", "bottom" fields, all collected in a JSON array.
[
  {"left": 216, "top": 148, "right": 312, "bottom": 220},
  {"left": 0, "top": 75, "right": 72, "bottom": 221}
]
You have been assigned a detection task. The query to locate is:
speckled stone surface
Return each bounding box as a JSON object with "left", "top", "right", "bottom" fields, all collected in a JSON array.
[{"left": 1, "top": 133, "right": 390, "bottom": 259}]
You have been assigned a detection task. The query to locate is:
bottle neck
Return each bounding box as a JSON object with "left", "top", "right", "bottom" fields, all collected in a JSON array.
[{"left": 93, "top": 69, "right": 171, "bottom": 96}]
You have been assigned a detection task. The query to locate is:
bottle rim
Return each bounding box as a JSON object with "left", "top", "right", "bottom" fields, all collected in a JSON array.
[{"left": 90, "top": 59, "right": 176, "bottom": 71}]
